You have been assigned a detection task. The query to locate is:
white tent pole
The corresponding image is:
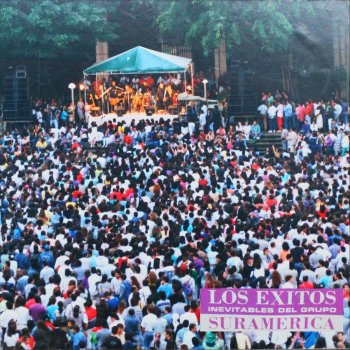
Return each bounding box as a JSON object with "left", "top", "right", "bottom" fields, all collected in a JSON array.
[
  {"left": 83, "top": 74, "right": 87, "bottom": 104},
  {"left": 183, "top": 70, "right": 186, "bottom": 92},
  {"left": 191, "top": 63, "right": 194, "bottom": 93}
]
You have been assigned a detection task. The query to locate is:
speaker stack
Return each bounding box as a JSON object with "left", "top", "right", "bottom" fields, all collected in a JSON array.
[
  {"left": 227, "top": 60, "right": 256, "bottom": 116},
  {"left": 145, "top": 106, "right": 155, "bottom": 116},
  {"left": 117, "top": 106, "right": 125, "bottom": 117},
  {"left": 2, "top": 66, "right": 31, "bottom": 123},
  {"left": 168, "top": 105, "right": 179, "bottom": 115}
]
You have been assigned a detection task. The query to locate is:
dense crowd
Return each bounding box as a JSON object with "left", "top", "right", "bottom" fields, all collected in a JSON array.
[{"left": 0, "top": 92, "right": 349, "bottom": 350}]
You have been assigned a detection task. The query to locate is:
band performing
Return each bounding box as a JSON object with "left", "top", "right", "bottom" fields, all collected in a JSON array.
[{"left": 87, "top": 73, "right": 184, "bottom": 116}]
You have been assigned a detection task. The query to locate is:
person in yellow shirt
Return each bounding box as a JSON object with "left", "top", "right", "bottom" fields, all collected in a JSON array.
[{"left": 36, "top": 138, "right": 47, "bottom": 150}]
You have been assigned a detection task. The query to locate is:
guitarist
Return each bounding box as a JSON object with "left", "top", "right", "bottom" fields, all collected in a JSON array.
[
  {"left": 163, "top": 84, "right": 173, "bottom": 111},
  {"left": 156, "top": 82, "right": 165, "bottom": 111}
]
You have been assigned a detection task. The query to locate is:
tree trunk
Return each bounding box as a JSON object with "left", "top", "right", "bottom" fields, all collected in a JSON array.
[{"left": 214, "top": 39, "right": 227, "bottom": 85}]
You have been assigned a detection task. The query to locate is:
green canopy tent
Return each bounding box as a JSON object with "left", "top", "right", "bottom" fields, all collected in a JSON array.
[
  {"left": 84, "top": 46, "right": 192, "bottom": 75},
  {"left": 83, "top": 46, "right": 193, "bottom": 105}
]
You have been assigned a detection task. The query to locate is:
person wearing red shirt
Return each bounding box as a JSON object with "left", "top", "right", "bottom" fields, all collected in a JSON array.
[
  {"left": 124, "top": 187, "right": 134, "bottom": 199},
  {"left": 84, "top": 299, "right": 97, "bottom": 328},
  {"left": 265, "top": 194, "right": 277, "bottom": 210},
  {"left": 198, "top": 177, "right": 208, "bottom": 188},
  {"left": 296, "top": 103, "right": 306, "bottom": 130},
  {"left": 76, "top": 173, "right": 83, "bottom": 183},
  {"left": 71, "top": 141, "right": 82, "bottom": 153},
  {"left": 299, "top": 276, "right": 314, "bottom": 289},
  {"left": 251, "top": 162, "right": 260, "bottom": 171},
  {"left": 190, "top": 301, "right": 200, "bottom": 324},
  {"left": 25, "top": 293, "right": 36, "bottom": 309},
  {"left": 305, "top": 100, "right": 314, "bottom": 119},
  {"left": 72, "top": 188, "right": 83, "bottom": 199},
  {"left": 316, "top": 204, "right": 329, "bottom": 220},
  {"left": 123, "top": 134, "right": 132, "bottom": 145},
  {"left": 19, "top": 329, "right": 35, "bottom": 350}
]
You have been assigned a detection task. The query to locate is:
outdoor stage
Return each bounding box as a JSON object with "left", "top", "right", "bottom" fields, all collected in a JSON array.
[{"left": 88, "top": 112, "right": 179, "bottom": 127}]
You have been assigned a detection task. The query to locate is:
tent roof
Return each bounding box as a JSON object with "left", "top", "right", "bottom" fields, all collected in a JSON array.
[{"left": 84, "top": 46, "right": 192, "bottom": 75}]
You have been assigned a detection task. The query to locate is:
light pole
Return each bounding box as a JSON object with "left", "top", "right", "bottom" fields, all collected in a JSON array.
[
  {"left": 202, "top": 79, "right": 208, "bottom": 102},
  {"left": 68, "top": 83, "right": 76, "bottom": 106},
  {"left": 79, "top": 83, "right": 85, "bottom": 100}
]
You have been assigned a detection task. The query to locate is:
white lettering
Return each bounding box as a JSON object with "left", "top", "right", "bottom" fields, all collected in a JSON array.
[{"left": 257, "top": 291, "right": 269, "bottom": 305}]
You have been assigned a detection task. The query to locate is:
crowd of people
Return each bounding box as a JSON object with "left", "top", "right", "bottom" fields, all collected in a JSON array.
[{"left": 0, "top": 90, "right": 349, "bottom": 350}]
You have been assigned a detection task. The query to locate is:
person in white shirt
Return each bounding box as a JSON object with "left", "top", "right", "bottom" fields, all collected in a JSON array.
[
  {"left": 276, "top": 102, "right": 284, "bottom": 131},
  {"left": 182, "top": 323, "right": 198, "bottom": 349},
  {"left": 257, "top": 103, "right": 268, "bottom": 131},
  {"left": 179, "top": 305, "right": 199, "bottom": 328},
  {"left": 281, "top": 275, "right": 296, "bottom": 289},
  {"left": 141, "top": 305, "right": 158, "bottom": 350},
  {"left": 111, "top": 270, "right": 122, "bottom": 297},
  {"left": 267, "top": 104, "right": 277, "bottom": 132},
  {"left": 88, "top": 268, "right": 102, "bottom": 298},
  {"left": 0, "top": 301, "right": 18, "bottom": 331},
  {"left": 40, "top": 260, "right": 55, "bottom": 284},
  {"left": 333, "top": 101, "right": 342, "bottom": 122},
  {"left": 231, "top": 332, "right": 251, "bottom": 350},
  {"left": 199, "top": 111, "right": 207, "bottom": 131}
]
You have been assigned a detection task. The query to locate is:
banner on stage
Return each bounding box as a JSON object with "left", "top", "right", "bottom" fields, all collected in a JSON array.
[{"left": 200, "top": 288, "right": 344, "bottom": 332}]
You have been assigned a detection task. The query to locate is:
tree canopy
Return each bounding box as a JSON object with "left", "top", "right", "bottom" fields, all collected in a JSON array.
[
  {"left": 0, "top": 0, "right": 347, "bottom": 99},
  {"left": 155, "top": 0, "right": 323, "bottom": 56},
  {"left": 0, "top": 0, "right": 118, "bottom": 60}
]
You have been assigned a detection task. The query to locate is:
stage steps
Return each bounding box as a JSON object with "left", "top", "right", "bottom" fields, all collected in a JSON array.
[{"left": 248, "top": 132, "right": 283, "bottom": 153}]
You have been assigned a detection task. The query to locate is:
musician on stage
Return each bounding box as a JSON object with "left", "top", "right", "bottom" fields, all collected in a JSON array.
[
  {"left": 109, "top": 81, "right": 119, "bottom": 112},
  {"left": 131, "top": 75, "right": 140, "bottom": 90},
  {"left": 109, "top": 81, "right": 118, "bottom": 98},
  {"left": 156, "top": 82, "right": 165, "bottom": 111},
  {"left": 133, "top": 89, "right": 143, "bottom": 113},
  {"left": 124, "top": 84, "right": 134, "bottom": 113},
  {"left": 94, "top": 86, "right": 103, "bottom": 113},
  {"left": 163, "top": 84, "right": 173, "bottom": 111},
  {"left": 140, "top": 81, "right": 150, "bottom": 94},
  {"left": 169, "top": 74, "right": 181, "bottom": 90},
  {"left": 142, "top": 89, "right": 152, "bottom": 112}
]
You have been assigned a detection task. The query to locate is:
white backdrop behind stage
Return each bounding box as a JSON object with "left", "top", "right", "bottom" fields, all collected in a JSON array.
[{"left": 88, "top": 112, "right": 179, "bottom": 127}]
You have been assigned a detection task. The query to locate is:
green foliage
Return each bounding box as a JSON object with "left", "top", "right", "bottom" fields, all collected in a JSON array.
[
  {"left": 0, "top": 0, "right": 118, "bottom": 59},
  {"left": 155, "top": 0, "right": 322, "bottom": 55}
]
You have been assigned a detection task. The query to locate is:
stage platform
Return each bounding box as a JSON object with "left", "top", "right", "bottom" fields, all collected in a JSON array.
[{"left": 88, "top": 112, "right": 179, "bottom": 127}]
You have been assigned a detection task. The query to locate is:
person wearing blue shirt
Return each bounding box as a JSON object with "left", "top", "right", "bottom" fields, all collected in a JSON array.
[
  {"left": 319, "top": 269, "right": 333, "bottom": 288},
  {"left": 284, "top": 101, "right": 293, "bottom": 130},
  {"left": 250, "top": 121, "right": 261, "bottom": 140},
  {"left": 72, "top": 325, "right": 87, "bottom": 350},
  {"left": 301, "top": 121, "right": 311, "bottom": 134},
  {"left": 341, "top": 98, "right": 348, "bottom": 124},
  {"left": 124, "top": 308, "right": 142, "bottom": 345},
  {"left": 157, "top": 276, "right": 173, "bottom": 298},
  {"left": 38, "top": 245, "right": 54, "bottom": 268},
  {"left": 106, "top": 292, "right": 119, "bottom": 311},
  {"left": 60, "top": 109, "right": 69, "bottom": 127},
  {"left": 14, "top": 247, "right": 30, "bottom": 269}
]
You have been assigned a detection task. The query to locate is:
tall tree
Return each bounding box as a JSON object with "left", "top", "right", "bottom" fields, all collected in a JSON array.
[
  {"left": 0, "top": 0, "right": 118, "bottom": 60},
  {"left": 155, "top": 0, "right": 342, "bottom": 98},
  {"left": 0, "top": 0, "right": 120, "bottom": 98}
]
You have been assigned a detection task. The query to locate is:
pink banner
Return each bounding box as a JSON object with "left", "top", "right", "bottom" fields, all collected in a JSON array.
[{"left": 200, "top": 289, "right": 344, "bottom": 331}]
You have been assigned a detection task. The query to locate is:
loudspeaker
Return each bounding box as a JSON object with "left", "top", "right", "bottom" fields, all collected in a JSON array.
[
  {"left": 227, "top": 61, "right": 256, "bottom": 116},
  {"left": 117, "top": 106, "right": 125, "bottom": 117},
  {"left": 168, "top": 105, "right": 178, "bottom": 115},
  {"left": 145, "top": 106, "right": 155, "bottom": 116},
  {"left": 2, "top": 66, "right": 31, "bottom": 121}
]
